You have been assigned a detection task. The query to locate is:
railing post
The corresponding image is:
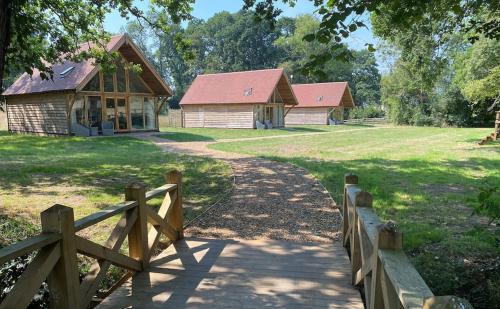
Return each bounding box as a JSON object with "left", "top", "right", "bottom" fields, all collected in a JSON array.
[
  {"left": 351, "top": 190, "right": 372, "bottom": 286},
  {"left": 40, "top": 204, "right": 80, "bottom": 309},
  {"left": 369, "top": 222, "right": 402, "bottom": 309},
  {"left": 423, "top": 296, "right": 473, "bottom": 309},
  {"left": 166, "top": 170, "right": 183, "bottom": 239},
  {"left": 343, "top": 173, "right": 358, "bottom": 246},
  {"left": 125, "top": 183, "right": 148, "bottom": 270}
]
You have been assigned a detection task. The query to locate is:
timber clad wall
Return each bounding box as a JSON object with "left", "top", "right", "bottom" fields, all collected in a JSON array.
[
  {"left": 7, "top": 93, "right": 69, "bottom": 135},
  {"left": 183, "top": 104, "right": 254, "bottom": 128},
  {"left": 286, "top": 107, "right": 328, "bottom": 125}
]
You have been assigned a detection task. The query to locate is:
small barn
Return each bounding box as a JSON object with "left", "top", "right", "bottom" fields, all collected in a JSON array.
[
  {"left": 2, "top": 34, "right": 172, "bottom": 135},
  {"left": 180, "top": 69, "right": 298, "bottom": 129},
  {"left": 286, "top": 82, "right": 355, "bottom": 125}
]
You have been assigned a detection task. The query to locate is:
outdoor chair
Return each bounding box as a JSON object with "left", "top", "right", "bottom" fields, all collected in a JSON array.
[
  {"left": 329, "top": 119, "right": 340, "bottom": 126},
  {"left": 72, "top": 123, "right": 91, "bottom": 137},
  {"left": 102, "top": 121, "right": 115, "bottom": 136},
  {"left": 265, "top": 120, "right": 273, "bottom": 129},
  {"left": 256, "top": 121, "right": 266, "bottom": 129}
]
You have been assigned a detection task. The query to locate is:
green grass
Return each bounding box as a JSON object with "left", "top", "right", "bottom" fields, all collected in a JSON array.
[
  {"left": 158, "top": 124, "right": 372, "bottom": 142},
  {"left": 0, "top": 132, "right": 232, "bottom": 245},
  {"left": 210, "top": 125, "right": 500, "bottom": 308}
]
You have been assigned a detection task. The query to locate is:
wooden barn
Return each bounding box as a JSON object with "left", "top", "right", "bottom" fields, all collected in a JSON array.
[
  {"left": 2, "top": 34, "right": 172, "bottom": 135},
  {"left": 180, "top": 69, "right": 298, "bottom": 129},
  {"left": 286, "top": 82, "right": 355, "bottom": 125}
]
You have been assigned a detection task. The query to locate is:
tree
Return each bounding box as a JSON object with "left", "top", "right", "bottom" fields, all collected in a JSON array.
[{"left": 0, "top": 0, "right": 194, "bottom": 92}]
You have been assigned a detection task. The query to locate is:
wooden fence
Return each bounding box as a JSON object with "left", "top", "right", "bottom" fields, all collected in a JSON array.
[
  {"left": 342, "top": 174, "right": 473, "bottom": 309},
  {"left": 344, "top": 117, "right": 387, "bottom": 124},
  {"left": 0, "top": 170, "right": 183, "bottom": 309}
]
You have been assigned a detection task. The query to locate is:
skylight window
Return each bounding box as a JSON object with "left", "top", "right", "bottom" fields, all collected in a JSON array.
[
  {"left": 244, "top": 87, "right": 253, "bottom": 96},
  {"left": 60, "top": 66, "right": 75, "bottom": 78},
  {"left": 316, "top": 95, "right": 324, "bottom": 102}
]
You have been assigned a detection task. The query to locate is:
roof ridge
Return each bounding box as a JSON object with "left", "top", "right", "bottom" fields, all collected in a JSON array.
[
  {"left": 197, "top": 68, "right": 283, "bottom": 77},
  {"left": 292, "top": 81, "right": 348, "bottom": 86}
]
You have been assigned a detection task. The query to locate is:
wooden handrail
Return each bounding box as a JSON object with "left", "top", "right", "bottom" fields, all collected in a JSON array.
[
  {"left": 342, "top": 173, "right": 473, "bottom": 309},
  {"left": 0, "top": 170, "right": 184, "bottom": 309}
]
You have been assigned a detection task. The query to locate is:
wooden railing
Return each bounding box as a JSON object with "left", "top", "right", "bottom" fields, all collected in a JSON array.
[
  {"left": 0, "top": 170, "right": 183, "bottom": 309},
  {"left": 342, "top": 174, "right": 473, "bottom": 309}
]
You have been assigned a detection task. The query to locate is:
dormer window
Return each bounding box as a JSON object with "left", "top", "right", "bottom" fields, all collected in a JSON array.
[
  {"left": 244, "top": 87, "right": 253, "bottom": 96},
  {"left": 60, "top": 66, "right": 75, "bottom": 78},
  {"left": 316, "top": 95, "right": 324, "bottom": 102}
]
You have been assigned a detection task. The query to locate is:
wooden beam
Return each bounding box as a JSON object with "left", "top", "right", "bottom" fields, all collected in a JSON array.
[
  {"left": 0, "top": 243, "right": 61, "bottom": 309},
  {"left": 41, "top": 204, "right": 80, "bottom": 309},
  {"left": 165, "top": 171, "right": 183, "bottom": 239},
  {"left": 0, "top": 233, "right": 61, "bottom": 265},
  {"left": 145, "top": 184, "right": 177, "bottom": 201},
  {"left": 74, "top": 200, "right": 138, "bottom": 231},
  {"left": 125, "top": 183, "right": 149, "bottom": 270},
  {"left": 146, "top": 207, "right": 179, "bottom": 241},
  {"left": 75, "top": 236, "right": 141, "bottom": 272}
]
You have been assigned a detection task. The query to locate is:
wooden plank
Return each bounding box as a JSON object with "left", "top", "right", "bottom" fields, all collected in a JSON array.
[
  {"left": 74, "top": 200, "right": 138, "bottom": 231},
  {"left": 41, "top": 204, "right": 80, "bottom": 309},
  {"left": 80, "top": 208, "right": 138, "bottom": 308},
  {"left": 378, "top": 249, "right": 433, "bottom": 309},
  {"left": 0, "top": 243, "right": 61, "bottom": 309},
  {"left": 166, "top": 171, "right": 183, "bottom": 238},
  {"left": 75, "top": 236, "right": 141, "bottom": 272},
  {"left": 125, "top": 184, "right": 149, "bottom": 270},
  {"left": 145, "top": 184, "right": 177, "bottom": 200},
  {"left": 0, "top": 233, "right": 61, "bottom": 265},
  {"left": 356, "top": 207, "right": 382, "bottom": 245},
  {"left": 146, "top": 190, "right": 175, "bottom": 261},
  {"left": 146, "top": 207, "right": 179, "bottom": 241},
  {"left": 345, "top": 184, "right": 362, "bottom": 206}
]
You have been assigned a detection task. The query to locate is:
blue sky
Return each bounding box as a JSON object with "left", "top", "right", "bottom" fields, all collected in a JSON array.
[{"left": 104, "top": 0, "right": 377, "bottom": 51}]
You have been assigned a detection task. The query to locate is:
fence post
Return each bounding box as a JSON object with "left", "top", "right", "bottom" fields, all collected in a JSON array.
[
  {"left": 125, "top": 183, "right": 149, "bottom": 270},
  {"left": 369, "top": 222, "right": 402, "bottom": 309},
  {"left": 351, "top": 190, "right": 372, "bottom": 285},
  {"left": 343, "top": 173, "right": 358, "bottom": 245},
  {"left": 40, "top": 204, "right": 80, "bottom": 309},
  {"left": 166, "top": 170, "right": 183, "bottom": 239}
]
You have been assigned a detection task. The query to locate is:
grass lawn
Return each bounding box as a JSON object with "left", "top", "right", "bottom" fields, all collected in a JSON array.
[
  {"left": 0, "top": 132, "right": 232, "bottom": 246},
  {"left": 210, "top": 125, "right": 500, "bottom": 308},
  {"left": 157, "top": 124, "right": 372, "bottom": 142}
]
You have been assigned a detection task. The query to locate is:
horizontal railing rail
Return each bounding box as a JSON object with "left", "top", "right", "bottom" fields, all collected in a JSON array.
[
  {"left": 342, "top": 173, "right": 473, "bottom": 309},
  {"left": 0, "top": 170, "right": 183, "bottom": 309}
]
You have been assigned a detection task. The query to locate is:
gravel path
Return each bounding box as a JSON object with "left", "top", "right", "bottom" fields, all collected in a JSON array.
[{"left": 134, "top": 133, "right": 342, "bottom": 243}]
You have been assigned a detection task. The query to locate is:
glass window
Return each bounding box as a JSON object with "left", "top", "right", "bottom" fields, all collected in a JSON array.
[
  {"left": 106, "top": 98, "right": 115, "bottom": 124},
  {"left": 144, "top": 97, "right": 156, "bottom": 129},
  {"left": 117, "top": 98, "right": 127, "bottom": 130},
  {"left": 82, "top": 74, "right": 100, "bottom": 91},
  {"left": 103, "top": 72, "right": 114, "bottom": 92},
  {"left": 116, "top": 63, "right": 126, "bottom": 93},
  {"left": 129, "top": 70, "right": 151, "bottom": 93},
  {"left": 71, "top": 96, "right": 86, "bottom": 128},
  {"left": 87, "top": 96, "right": 102, "bottom": 128},
  {"left": 130, "top": 96, "right": 144, "bottom": 129}
]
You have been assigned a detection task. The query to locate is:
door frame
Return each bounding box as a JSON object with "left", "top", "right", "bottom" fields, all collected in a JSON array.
[{"left": 104, "top": 95, "right": 129, "bottom": 132}]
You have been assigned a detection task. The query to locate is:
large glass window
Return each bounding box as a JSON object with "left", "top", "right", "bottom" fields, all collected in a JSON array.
[
  {"left": 116, "top": 63, "right": 126, "bottom": 92},
  {"left": 130, "top": 96, "right": 144, "bottom": 129},
  {"left": 129, "top": 70, "right": 151, "bottom": 93},
  {"left": 82, "top": 74, "right": 100, "bottom": 91},
  {"left": 87, "top": 96, "right": 102, "bottom": 128},
  {"left": 106, "top": 98, "right": 116, "bottom": 124},
  {"left": 103, "top": 72, "right": 114, "bottom": 92},
  {"left": 71, "top": 96, "right": 86, "bottom": 128},
  {"left": 144, "top": 98, "right": 155, "bottom": 129}
]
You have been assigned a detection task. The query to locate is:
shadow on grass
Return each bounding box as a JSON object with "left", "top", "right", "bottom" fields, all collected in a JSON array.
[{"left": 155, "top": 133, "right": 215, "bottom": 142}]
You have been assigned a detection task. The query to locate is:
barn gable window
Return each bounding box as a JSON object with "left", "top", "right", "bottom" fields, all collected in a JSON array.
[
  {"left": 82, "top": 74, "right": 100, "bottom": 91},
  {"left": 129, "top": 70, "right": 151, "bottom": 93}
]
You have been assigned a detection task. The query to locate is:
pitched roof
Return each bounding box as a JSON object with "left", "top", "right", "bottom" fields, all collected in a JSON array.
[
  {"left": 3, "top": 34, "right": 172, "bottom": 96},
  {"left": 291, "top": 82, "right": 355, "bottom": 108},
  {"left": 180, "top": 69, "right": 298, "bottom": 105}
]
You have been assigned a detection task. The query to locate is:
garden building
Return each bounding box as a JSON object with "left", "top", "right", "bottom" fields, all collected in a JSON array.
[
  {"left": 286, "top": 82, "right": 355, "bottom": 125},
  {"left": 2, "top": 34, "right": 172, "bottom": 135},
  {"left": 180, "top": 69, "right": 298, "bottom": 129}
]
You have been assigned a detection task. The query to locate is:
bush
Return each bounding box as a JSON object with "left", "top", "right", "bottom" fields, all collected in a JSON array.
[{"left": 348, "top": 104, "right": 385, "bottom": 119}]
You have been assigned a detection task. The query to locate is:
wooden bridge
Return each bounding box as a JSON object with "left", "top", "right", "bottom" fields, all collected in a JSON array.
[{"left": 0, "top": 171, "right": 473, "bottom": 308}]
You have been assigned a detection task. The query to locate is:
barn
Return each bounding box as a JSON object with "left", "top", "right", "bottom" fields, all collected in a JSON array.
[
  {"left": 286, "top": 82, "right": 355, "bottom": 125},
  {"left": 2, "top": 34, "right": 172, "bottom": 136},
  {"left": 180, "top": 69, "right": 298, "bottom": 129}
]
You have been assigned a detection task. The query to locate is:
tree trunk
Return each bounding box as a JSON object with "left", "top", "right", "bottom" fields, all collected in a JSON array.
[{"left": 0, "top": 0, "right": 12, "bottom": 93}]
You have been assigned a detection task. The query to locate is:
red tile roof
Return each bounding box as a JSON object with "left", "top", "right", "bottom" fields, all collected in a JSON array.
[
  {"left": 180, "top": 69, "right": 297, "bottom": 105},
  {"left": 2, "top": 34, "right": 172, "bottom": 96},
  {"left": 291, "top": 82, "right": 355, "bottom": 108}
]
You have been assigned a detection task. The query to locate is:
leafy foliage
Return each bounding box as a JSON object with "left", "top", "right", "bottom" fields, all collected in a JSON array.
[{"left": 470, "top": 185, "right": 500, "bottom": 225}]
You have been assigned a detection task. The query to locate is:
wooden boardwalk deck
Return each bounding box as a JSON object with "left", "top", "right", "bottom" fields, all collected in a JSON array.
[{"left": 98, "top": 237, "right": 363, "bottom": 308}]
